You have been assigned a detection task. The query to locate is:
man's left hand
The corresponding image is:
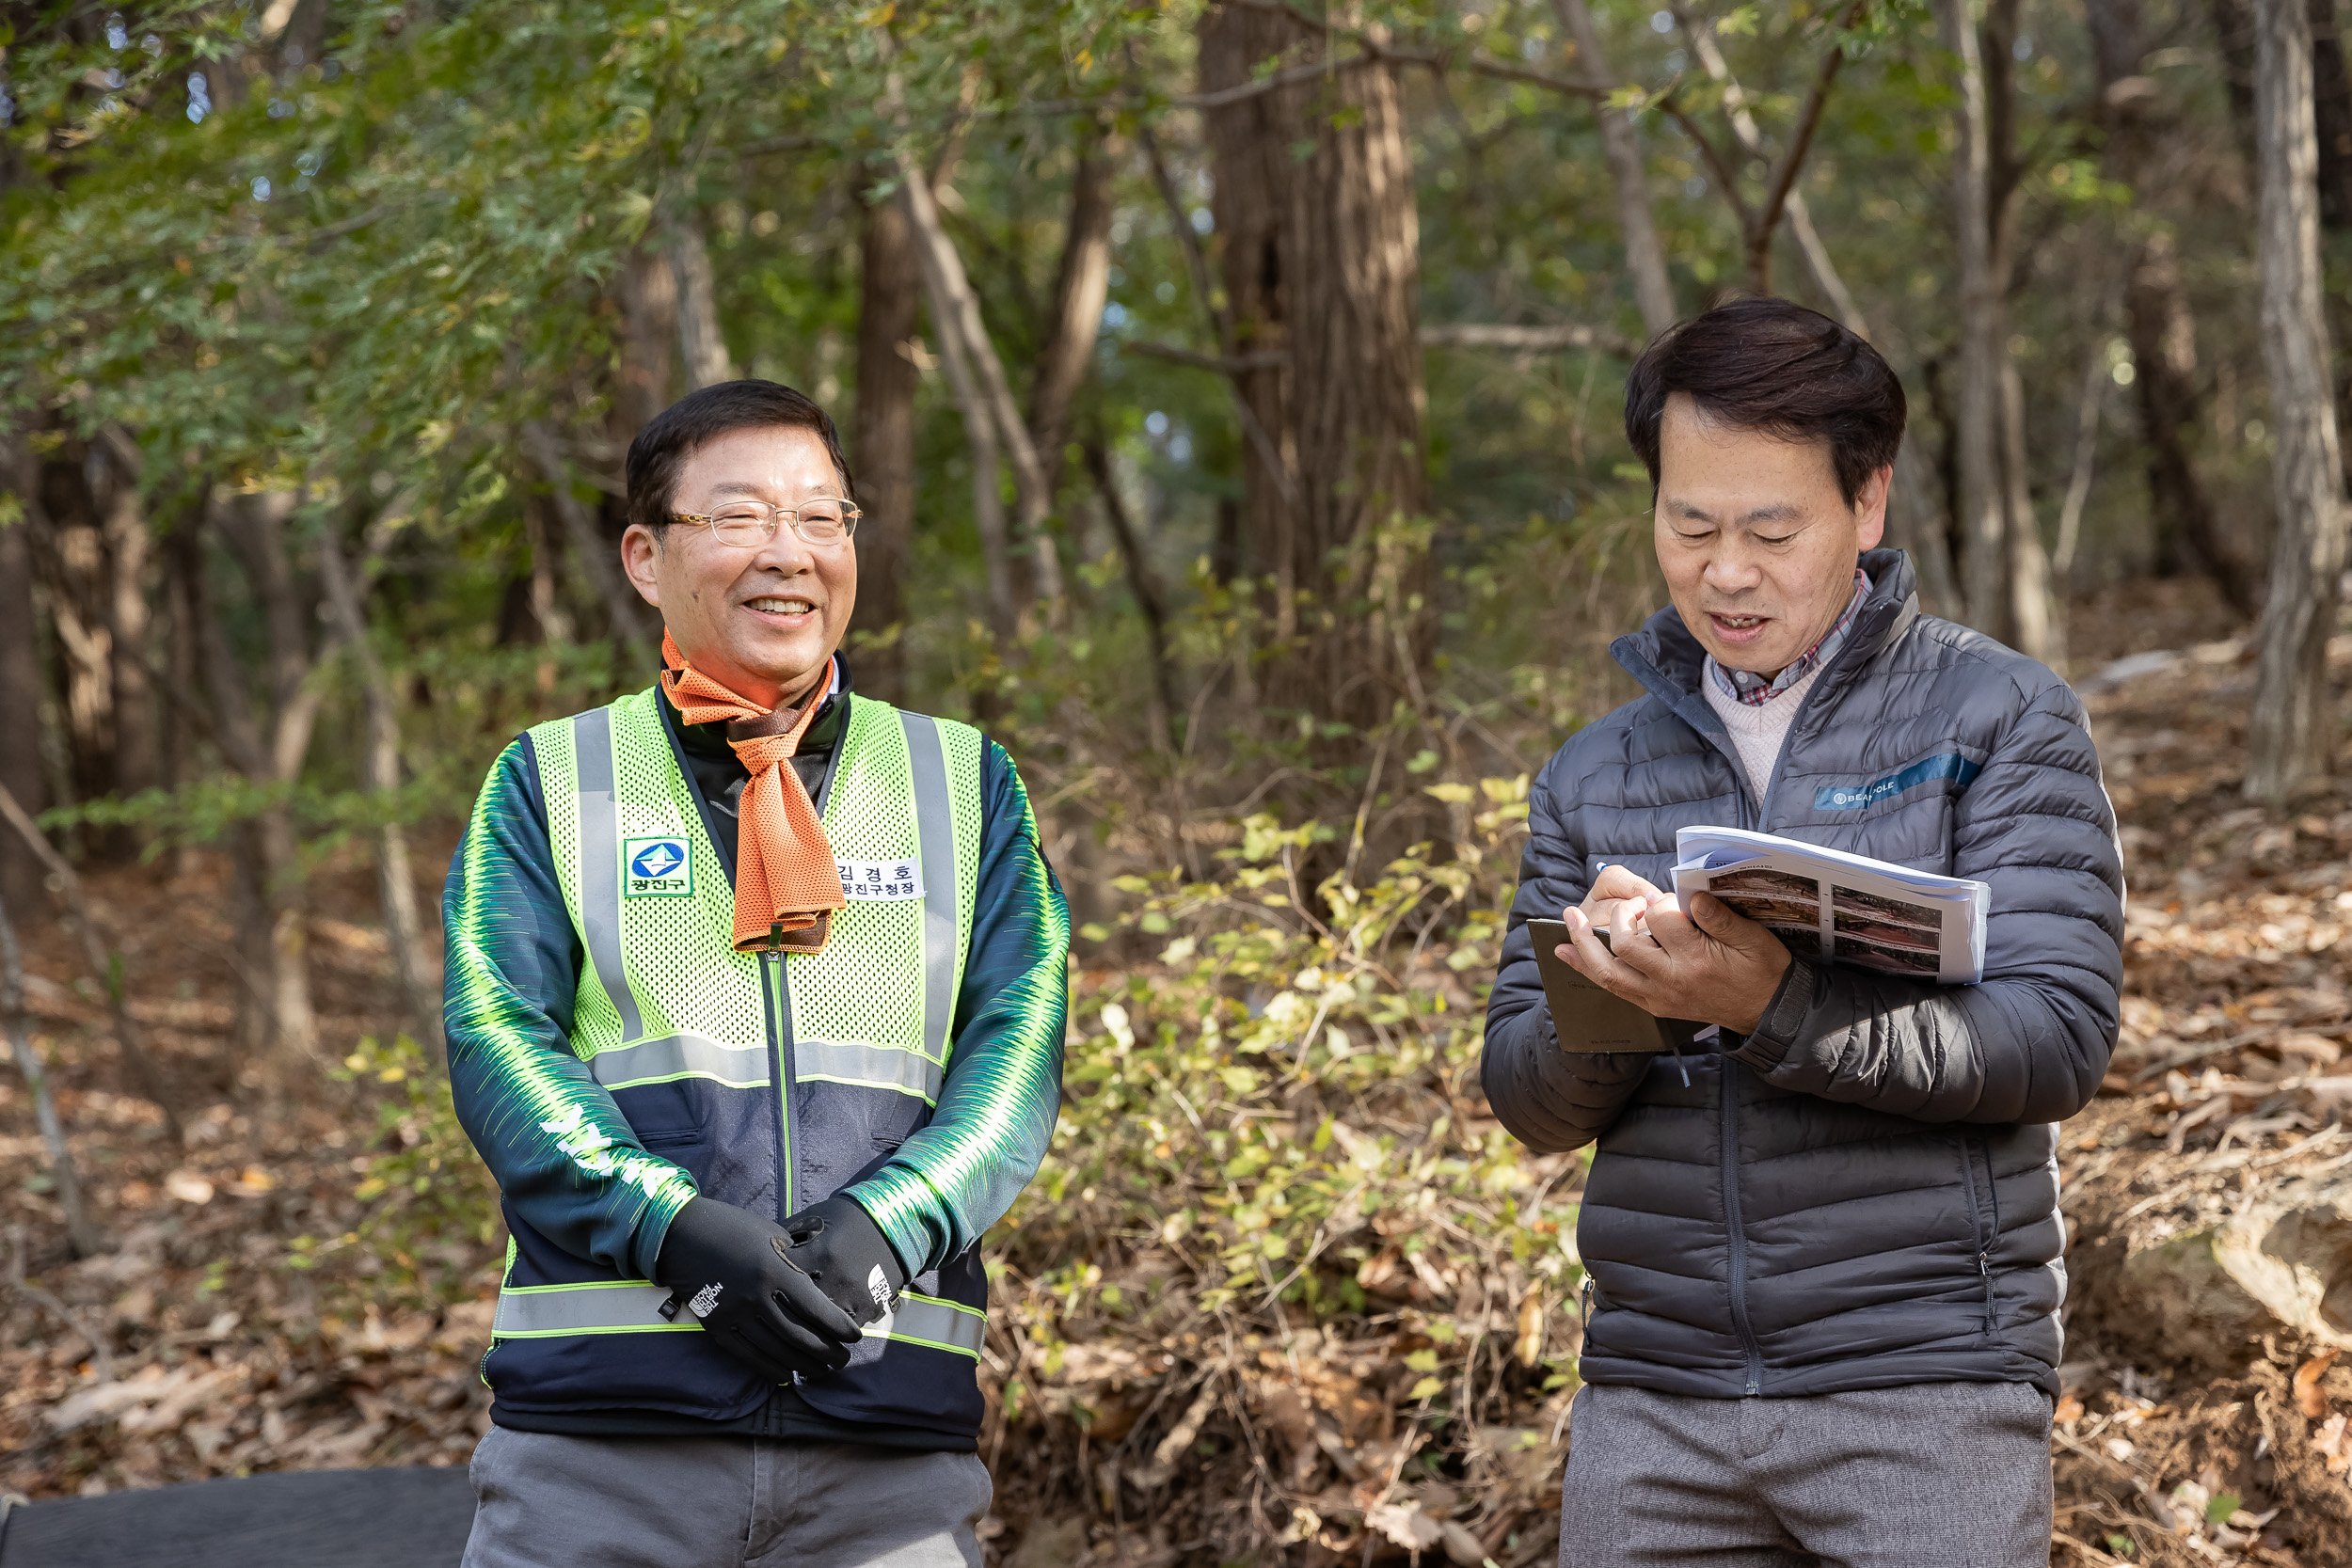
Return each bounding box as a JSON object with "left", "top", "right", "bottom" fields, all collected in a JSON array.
[
  {"left": 1556, "top": 892, "right": 1793, "bottom": 1035},
  {"left": 779, "top": 1195, "right": 910, "bottom": 1328}
]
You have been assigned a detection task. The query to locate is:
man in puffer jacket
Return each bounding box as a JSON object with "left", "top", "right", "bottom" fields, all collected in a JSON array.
[{"left": 1483, "top": 298, "right": 2122, "bottom": 1568}]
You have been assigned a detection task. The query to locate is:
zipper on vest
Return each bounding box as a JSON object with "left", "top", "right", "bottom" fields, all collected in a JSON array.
[
  {"left": 762, "top": 945, "right": 795, "bottom": 1218},
  {"left": 1720, "top": 1066, "right": 1764, "bottom": 1397}
]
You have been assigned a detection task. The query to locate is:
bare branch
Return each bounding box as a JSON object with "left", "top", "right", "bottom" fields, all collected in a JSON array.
[
  {"left": 6, "top": 1222, "right": 113, "bottom": 1379},
  {"left": 1136, "top": 324, "right": 1644, "bottom": 369},
  {"left": 0, "top": 782, "right": 182, "bottom": 1144},
  {"left": 1421, "top": 322, "right": 1645, "bottom": 357},
  {"left": 1123, "top": 341, "right": 1288, "bottom": 374},
  {"left": 1555, "top": 0, "right": 1677, "bottom": 334},
  {"left": 1, "top": 893, "right": 103, "bottom": 1257},
  {"left": 520, "top": 420, "right": 658, "bottom": 675},
  {"left": 1751, "top": 0, "right": 1869, "bottom": 286},
  {"left": 1661, "top": 91, "right": 1757, "bottom": 232},
  {"left": 1133, "top": 115, "right": 1301, "bottom": 506}
]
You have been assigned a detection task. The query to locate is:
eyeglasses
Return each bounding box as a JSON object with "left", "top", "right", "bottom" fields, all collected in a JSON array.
[{"left": 670, "top": 498, "right": 862, "bottom": 547}]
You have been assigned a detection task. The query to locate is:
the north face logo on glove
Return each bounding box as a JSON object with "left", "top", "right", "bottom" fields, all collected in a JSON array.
[
  {"left": 866, "top": 1265, "right": 893, "bottom": 1312},
  {"left": 687, "top": 1282, "right": 723, "bottom": 1319}
]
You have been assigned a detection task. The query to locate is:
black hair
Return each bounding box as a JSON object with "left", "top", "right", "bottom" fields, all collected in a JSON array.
[
  {"left": 1623, "top": 296, "right": 1906, "bottom": 506},
  {"left": 624, "top": 379, "right": 857, "bottom": 534}
]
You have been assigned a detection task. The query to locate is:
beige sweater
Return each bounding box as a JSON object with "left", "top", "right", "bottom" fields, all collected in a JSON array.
[{"left": 1701, "top": 657, "right": 1826, "bottom": 801}]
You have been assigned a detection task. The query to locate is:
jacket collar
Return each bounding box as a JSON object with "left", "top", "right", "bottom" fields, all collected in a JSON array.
[{"left": 1612, "top": 547, "right": 1919, "bottom": 714}]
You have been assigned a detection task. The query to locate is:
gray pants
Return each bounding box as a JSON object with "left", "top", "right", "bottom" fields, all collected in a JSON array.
[
  {"left": 461, "top": 1428, "right": 992, "bottom": 1568},
  {"left": 1559, "top": 1381, "right": 2053, "bottom": 1568}
]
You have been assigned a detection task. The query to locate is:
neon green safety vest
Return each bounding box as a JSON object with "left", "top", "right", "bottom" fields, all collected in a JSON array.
[{"left": 480, "top": 689, "right": 994, "bottom": 1426}]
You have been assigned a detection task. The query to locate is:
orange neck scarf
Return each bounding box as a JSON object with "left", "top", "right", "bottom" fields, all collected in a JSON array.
[{"left": 659, "top": 632, "right": 844, "bottom": 954}]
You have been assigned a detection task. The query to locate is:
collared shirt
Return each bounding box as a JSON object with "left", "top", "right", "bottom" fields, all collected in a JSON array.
[{"left": 1708, "top": 569, "right": 1871, "bottom": 706}]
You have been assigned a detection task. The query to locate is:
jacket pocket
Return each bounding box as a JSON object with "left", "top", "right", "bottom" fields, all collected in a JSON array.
[{"left": 1959, "top": 1136, "right": 1998, "bottom": 1340}]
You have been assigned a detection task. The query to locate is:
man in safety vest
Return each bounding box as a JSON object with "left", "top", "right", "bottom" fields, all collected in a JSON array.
[{"left": 444, "top": 379, "right": 1069, "bottom": 1567}]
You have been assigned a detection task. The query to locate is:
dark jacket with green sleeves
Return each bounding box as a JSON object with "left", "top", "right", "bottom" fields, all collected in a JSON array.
[{"left": 1481, "top": 549, "right": 2122, "bottom": 1399}]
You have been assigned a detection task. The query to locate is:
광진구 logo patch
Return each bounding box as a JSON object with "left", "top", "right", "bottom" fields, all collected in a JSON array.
[{"left": 622, "top": 836, "right": 693, "bottom": 897}]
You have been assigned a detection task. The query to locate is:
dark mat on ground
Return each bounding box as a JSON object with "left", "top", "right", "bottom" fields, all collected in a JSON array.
[{"left": 0, "top": 1467, "right": 474, "bottom": 1568}]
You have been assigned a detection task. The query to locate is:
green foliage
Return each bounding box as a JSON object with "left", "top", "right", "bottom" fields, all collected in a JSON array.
[
  {"left": 993, "top": 771, "right": 1588, "bottom": 1417},
  {"left": 291, "top": 1033, "right": 500, "bottom": 1306}
]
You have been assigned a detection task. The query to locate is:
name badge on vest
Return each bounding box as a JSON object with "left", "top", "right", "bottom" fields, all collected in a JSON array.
[
  {"left": 835, "top": 859, "right": 924, "bottom": 901},
  {"left": 622, "top": 836, "right": 694, "bottom": 897}
]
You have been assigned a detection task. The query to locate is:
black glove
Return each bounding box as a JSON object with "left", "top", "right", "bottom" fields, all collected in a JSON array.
[
  {"left": 779, "top": 1195, "right": 910, "bottom": 1329},
  {"left": 653, "top": 1196, "right": 861, "bottom": 1383}
]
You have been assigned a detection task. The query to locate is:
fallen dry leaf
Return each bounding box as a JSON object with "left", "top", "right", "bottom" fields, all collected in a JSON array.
[
  {"left": 2296, "top": 1347, "right": 2340, "bottom": 1419},
  {"left": 1514, "top": 1289, "right": 1544, "bottom": 1367},
  {"left": 1364, "top": 1500, "right": 1443, "bottom": 1552},
  {"left": 162, "top": 1170, "right": 214, "bottom": 1205},
  {"left": 2314, "top": 1412, "right": 2352, "bottom": 1475}
]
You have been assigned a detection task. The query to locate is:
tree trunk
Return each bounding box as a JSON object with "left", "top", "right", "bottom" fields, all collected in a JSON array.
[
  {"left": 1084, "top": 439, "right": 1177, "bottom": 753},
  {"left": 852, "top": 186, "right": 922, "bottom": 703},
  {"left": 2128, "top": 235, "right": 2259, "bottom": 611},
  {"left": 199, "top": 490, "right": 326, "bottom": 1072},
  {"left": 1982, "top": 0, "right": 2062, "bottom": 664},
  {"left": 316, "top": 523, "right": 441, "bottom": 1049},
  {"left": 1938, "top": 0, "right": 2009, "bottom": 641},
  {"left": 93, "top": 430, "right": 157, "bottom": 807},
  {"left": 670, "top": 209, "right": 736, "bottom": 390},
  {"left": 0, "top": 437, "right": 50, "bottom": 914},
  {"left": 1202, "top": 2, "right": 1431, "bottom": 735},
  {"left": 1554, "top": 0, "right": 1676, "bottom": 338},
  {"left": 516, "top": 489, "right": 577, "bottom": 687},
  {"left": 2090, "top": 0, "right": 2258, "bottom": 613},
  {"left": 896, "top": 166, "right": 1019, "bottom": 645},
  {"left": 1030, "top": 128, "right": 1118, "bottom": 484},
  {"left": 2312, "top": 0, "right": 2352, "bottom": 228},
  {"left": 1998, "top": 357, "right": 2062, "bottom": 664},
  {"left": 1200, "top": 4, "right": 1300, "bottom": 657},
  {"left": 614, "top": 246, "right": 680, "bottom": 440},
  {"left": 2248, "top": 0, "right": 2349, "bottom": 799},
  {"left": 895, "top": 152, "right": 1069, "bottom": 631},
  {"left": 28, "top": 440, "right": 117, "bottom": 821},
  {"left": 521, "top": 420, "right": 655, "bottom": 675}
]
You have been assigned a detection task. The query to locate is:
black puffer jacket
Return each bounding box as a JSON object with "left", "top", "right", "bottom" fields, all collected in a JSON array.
[{"left": 1483, "top": 550, "right": 2122, "bottom": 1398}]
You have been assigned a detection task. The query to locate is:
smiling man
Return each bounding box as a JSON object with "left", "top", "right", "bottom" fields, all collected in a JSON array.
[
  {"left": 442, "top": 381, "right": 1068, "bottom": 1567},
  {"left": 1483, "top": 300, "right": 2122, "bottom": 1568}
]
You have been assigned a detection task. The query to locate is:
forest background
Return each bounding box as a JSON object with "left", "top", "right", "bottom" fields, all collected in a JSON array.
[{"left": 10, "top": 1, "right": 2352, "bottom": 1564}]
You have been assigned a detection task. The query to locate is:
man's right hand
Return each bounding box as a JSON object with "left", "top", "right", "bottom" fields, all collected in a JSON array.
[
  {"left": 1574, "top": 863, "right": 1671, "bottom": 950},
  {"left": 654, "top": 1196, "right": 863, "bottom": 1384}
]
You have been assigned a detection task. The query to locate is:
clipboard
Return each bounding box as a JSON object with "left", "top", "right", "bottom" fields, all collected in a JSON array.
[{"left": 1526, "top": 918, "right": 1706, "bottom": 1054}]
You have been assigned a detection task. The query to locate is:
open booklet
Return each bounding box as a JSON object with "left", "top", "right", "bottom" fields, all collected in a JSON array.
[{"left": 1669, "top": 827, "right": 1990, "bottom": 985}]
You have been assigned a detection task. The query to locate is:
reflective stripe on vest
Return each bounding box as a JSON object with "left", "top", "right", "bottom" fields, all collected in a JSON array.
[
  {"left": 559, "top": 702, "right": 964, "bottom": 1101},
  {"left": 866, "top": 1291, "right": 985, "bottom": 1360},
  {"left": 590, "top": 1032, "right": 771, "bottom": 1090},
  {"left": 492, "top": 1280, "right": 691, "bottom": 1338},
  {"left": 489, "top": 1280, "right": 983, "bottom": 1359},
  {"left": 794, "top": 1037, "right": 941, "bottom": 1101},
  {"left": 571, "top": 705, "right": 646, "bottom": 1044}
]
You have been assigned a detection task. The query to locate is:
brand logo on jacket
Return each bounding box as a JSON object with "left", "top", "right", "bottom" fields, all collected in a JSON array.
[
  {"left": 1814, "top": 753, "right": 1982, "bottom": 813},
  {"left": 622, "top": 837, "right": 693, "bottom": 897},
  {"left": 834, "top": 859, "right": 925, "bottom": 901}
]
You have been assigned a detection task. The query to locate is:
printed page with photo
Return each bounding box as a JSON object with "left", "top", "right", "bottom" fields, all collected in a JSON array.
[{"left": 1669, "top": 827, "right": 1990, "bottom": 985}]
